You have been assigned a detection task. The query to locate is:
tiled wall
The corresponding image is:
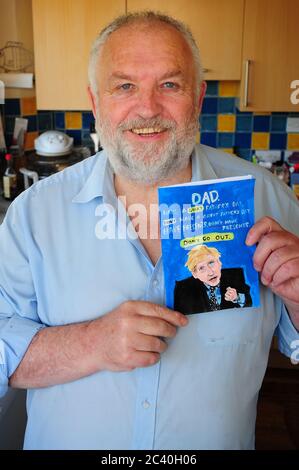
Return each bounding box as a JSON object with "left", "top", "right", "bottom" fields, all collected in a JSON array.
[
  {"left": 0, "top": 96, "right": 95, "bottom": 151},
  {"left": 200, "top": 81, "right": 299, "bottom": 160},
  {"left": 1, "top": 81, "right": 299, "bottom": 159}
]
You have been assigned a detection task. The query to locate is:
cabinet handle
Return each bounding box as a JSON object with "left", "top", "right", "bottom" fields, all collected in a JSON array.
[
  {"left": 243, "top": 60, "right": 250, "bottom": 107},
  {"left": 202, "top": 68, "right": 210, "bottom": 73}
]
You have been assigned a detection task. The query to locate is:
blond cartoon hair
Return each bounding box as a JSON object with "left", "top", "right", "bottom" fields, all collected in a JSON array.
[{"left": 185, "top": 245, "right": 221, "bottom": 272}]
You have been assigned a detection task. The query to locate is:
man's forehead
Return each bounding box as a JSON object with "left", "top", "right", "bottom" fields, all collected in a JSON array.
[{"left": 100, "top": 21, "right": 192, "bottom": 64}]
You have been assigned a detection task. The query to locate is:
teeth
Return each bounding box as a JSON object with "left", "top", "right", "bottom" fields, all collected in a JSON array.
[{"left": 131, "top": 127, "right": 163, "bottom": 134}]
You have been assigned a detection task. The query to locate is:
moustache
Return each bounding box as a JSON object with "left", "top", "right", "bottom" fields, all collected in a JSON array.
[{"left": 117, "top": 118, "right": 176, "bottom": 132}]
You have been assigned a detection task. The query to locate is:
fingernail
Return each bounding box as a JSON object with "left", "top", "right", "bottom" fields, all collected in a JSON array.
[
  {"left": 261, "top": 275, "right": 269, "bottom": 285},
  {"left": 181, "top": 315, "right": 188, "bottom": 326},
  {"left": 245, "top": 233, "right": 253, "bottom": 245}
]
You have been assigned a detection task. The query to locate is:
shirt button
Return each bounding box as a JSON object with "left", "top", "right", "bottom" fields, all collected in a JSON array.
[
  {"left": 152, "top": 279, "right": 159, "bottom": 288},
  {"left": 142, "top": 400, "right": 150, "bottom": 409}
]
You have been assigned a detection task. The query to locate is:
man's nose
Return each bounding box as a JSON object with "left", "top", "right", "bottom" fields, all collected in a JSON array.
[
  {"left": 136, "top": 88, "right": 163, "bottom": 119},
  {"left": 207, "top": 265, "right": 214, "bottom": 275}
]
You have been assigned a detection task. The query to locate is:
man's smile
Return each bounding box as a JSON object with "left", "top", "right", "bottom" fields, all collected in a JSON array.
[
  {"left": 126, "top": 127, "right": 169, "bottom": 140},
  {"left": 131, "top": 127, "right": 166, "bottom": 135}
]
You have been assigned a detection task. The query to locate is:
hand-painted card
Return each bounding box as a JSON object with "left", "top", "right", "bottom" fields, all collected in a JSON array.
[{"left": 158, "top": 175, "right": 260, "bottom": 315}]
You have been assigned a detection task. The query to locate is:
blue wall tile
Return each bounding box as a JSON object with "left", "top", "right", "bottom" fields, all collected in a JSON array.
[
  {"left": 218, "top": 98, "right": 235, "bottom": 113},
  {"left": 288, "top": 112, "right": 299, "bottom": 117},
  {"left": 4, "top": 98, "right": 20, "bottom": 116},
  {"left": 24, "top": 115, "right": 37, "bottom": 132},
  {"left": 55, "top": 112, "right": 65, "bottom": 129},
  {"left": 236, "top": 115, "right": 253, "bottom": 132},
  {"left": 235, "top": 132, "right": 251, "bottom": 148},
  {"left": 270, "top": 115, "right": 286, "bottom": 132},
  {"left": 82, "top": 112, "right": 94, "bottom": 130},
  {"left": 253, "top": 115, "right": 270, "bottom": 132},
  {"left": 200, "top": 132, "right": 217, "bottom": 147},
  {"left": 200, "top": 115, "right": 217, "bottom": 131},
  {"left": 270, "top": 133, "right": 287, "bottom": 150},
  {"left": 218, "top": 132, "right": 234, "bottom": 148},
  {"left": 202, "top": 97, "right": 218, "bottom": 114},
  {"left": 67, "top": 130, "right": 82, "bottom": 145},
  {"left": 206, "top": 81, "right": 218, "bottom": 96},
  {"left": 37, "top": 112, "right": 53, "bottom": 131}
]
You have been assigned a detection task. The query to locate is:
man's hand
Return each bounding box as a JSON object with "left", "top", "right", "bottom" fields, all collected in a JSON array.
[
  {"left": 246, "top": 216, "right": 299, "bottom": 329},
  {"left": 88, "top": 301, "right": 188, "bottom": 372},
  {"left": 225, "top": 287, "right": 238, "bottom": 302}
]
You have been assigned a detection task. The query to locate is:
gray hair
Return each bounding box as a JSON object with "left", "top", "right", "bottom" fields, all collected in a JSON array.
[{"left": 88, "top": 10, "right": 203, "bottom": 97}]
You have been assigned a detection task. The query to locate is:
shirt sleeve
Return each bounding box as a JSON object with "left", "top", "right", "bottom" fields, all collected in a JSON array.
[
  {"left": 277, "top": 304, "right": 299, "bottom": 358},
  {"left": 232, "top": 293, "right": 246, "bottom": 307},
  {"left": 0, "top": 197, "right": 46, "bottom": 397}
]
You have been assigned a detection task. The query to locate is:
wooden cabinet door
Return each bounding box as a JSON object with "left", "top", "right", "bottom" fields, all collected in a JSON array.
[
  {"left": 240, "top": 0, "right": 299, "bottom": 112},
  {"left": 127, "top": 0, "right": 244, "bottom": 80},
  {"left": 32, "top": 0, "right": 125, "bottom": 110}
]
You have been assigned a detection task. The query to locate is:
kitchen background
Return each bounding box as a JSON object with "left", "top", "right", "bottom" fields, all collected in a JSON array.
[
  {"left": 2, "top": 83, "right": 299, "bottom": 159},
  {"left": 0, "top": 0, "right": 299, "bottom": 450}
]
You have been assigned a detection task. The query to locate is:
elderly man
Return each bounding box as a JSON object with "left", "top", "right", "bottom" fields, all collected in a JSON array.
[{"left": 0, "top": 11, "right": 299, "bottom": 450}]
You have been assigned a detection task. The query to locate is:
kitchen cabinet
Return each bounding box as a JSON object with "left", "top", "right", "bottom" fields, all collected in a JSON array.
[
  {"left": 32, "top": 0, "right": 125, "bottom": 110},
  {"left": 239, "top": 0, "right": 299, "bottom": 112},
  {"left": 127, "top": 0, "right": 244, "bottom": 81}
]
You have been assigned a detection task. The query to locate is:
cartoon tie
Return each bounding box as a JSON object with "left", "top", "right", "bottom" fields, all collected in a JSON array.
[{"left": 209, "top": 286, "right": 220, "bottom": 311}]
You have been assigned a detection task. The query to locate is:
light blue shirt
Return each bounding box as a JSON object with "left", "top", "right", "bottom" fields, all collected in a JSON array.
[{"left": 0, "top": 144, "right": 299, "bottom": 450}]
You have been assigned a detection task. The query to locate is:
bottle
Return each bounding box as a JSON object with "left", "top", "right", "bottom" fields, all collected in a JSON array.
[
  {"left": 9, "top": 144, "right": 26, "bottom": 193},
  {"left": 2, "top": 153, "right": 17, "bottom": 200}
]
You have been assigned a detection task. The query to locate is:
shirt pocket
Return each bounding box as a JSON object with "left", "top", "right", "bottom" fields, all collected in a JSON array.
[{"left": 195, "top": 306, "right": 262, "bottom": 347}]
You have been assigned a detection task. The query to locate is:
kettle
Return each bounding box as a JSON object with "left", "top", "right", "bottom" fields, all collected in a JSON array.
[{"left": 34, "top": 130, "right": 74, "bottom": 156}]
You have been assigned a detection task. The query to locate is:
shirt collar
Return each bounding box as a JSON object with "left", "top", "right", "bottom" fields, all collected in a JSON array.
[
  {"left": 205, "top": 283, "right": 220, "bottom": 290},
  {"left": 191, "top": 144, "right": 218, "bottom": 182},
  {"left": 72, "top": 150, "right": 114, "bottom": 204},
  {"left": 72, "top": 144, "right": 218, "bottom": 204}
]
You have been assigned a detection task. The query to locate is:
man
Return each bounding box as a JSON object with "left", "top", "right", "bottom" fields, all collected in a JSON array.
[
  {"left": 174, "top": 245, "right": 252, "bottom": 314},
  {"left": 0, "top": 11, "right": 298, "bottom": 450}
]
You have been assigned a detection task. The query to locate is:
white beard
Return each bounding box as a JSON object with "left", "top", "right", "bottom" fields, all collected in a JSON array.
[{"left": 96, "top": 112, "right": 199, "bottom": 185}]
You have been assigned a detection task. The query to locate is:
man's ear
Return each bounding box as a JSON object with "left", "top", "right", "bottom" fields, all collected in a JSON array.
[
  {"left": 87, "top": 86, "right": 97, "bottom": 119},
  {"left": 197, "top": 81, "right": 207, "bottom": 114}
]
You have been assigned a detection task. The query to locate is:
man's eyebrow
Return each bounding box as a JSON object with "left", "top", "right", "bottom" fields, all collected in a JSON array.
[
  {"left": 159, "top": 70, "right": 184, "bottom": 80},
  {"left": 108, "top": 70, "right": 184, "bottom": 82},
  {"left": 109, "top": 72, "right": 134, "bottom": 82}
]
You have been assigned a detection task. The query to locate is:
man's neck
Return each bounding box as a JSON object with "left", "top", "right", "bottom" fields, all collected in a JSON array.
[
  {"left": 113, "top": 160, "right": 192, "bottom": 266},
  {"left": 114, "top": 160, "right": 192, "bottom": 207}
]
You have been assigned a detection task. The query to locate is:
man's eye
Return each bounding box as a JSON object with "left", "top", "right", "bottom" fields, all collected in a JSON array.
[
  {"left": 162, "top": 82, "right": 177, "bottom": 89},
  {"left": 209, "top": 261, "right": 215, "bottom": 267},
  {"left": 119, "top": 83, "right": 133, "bottom": 91}
]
